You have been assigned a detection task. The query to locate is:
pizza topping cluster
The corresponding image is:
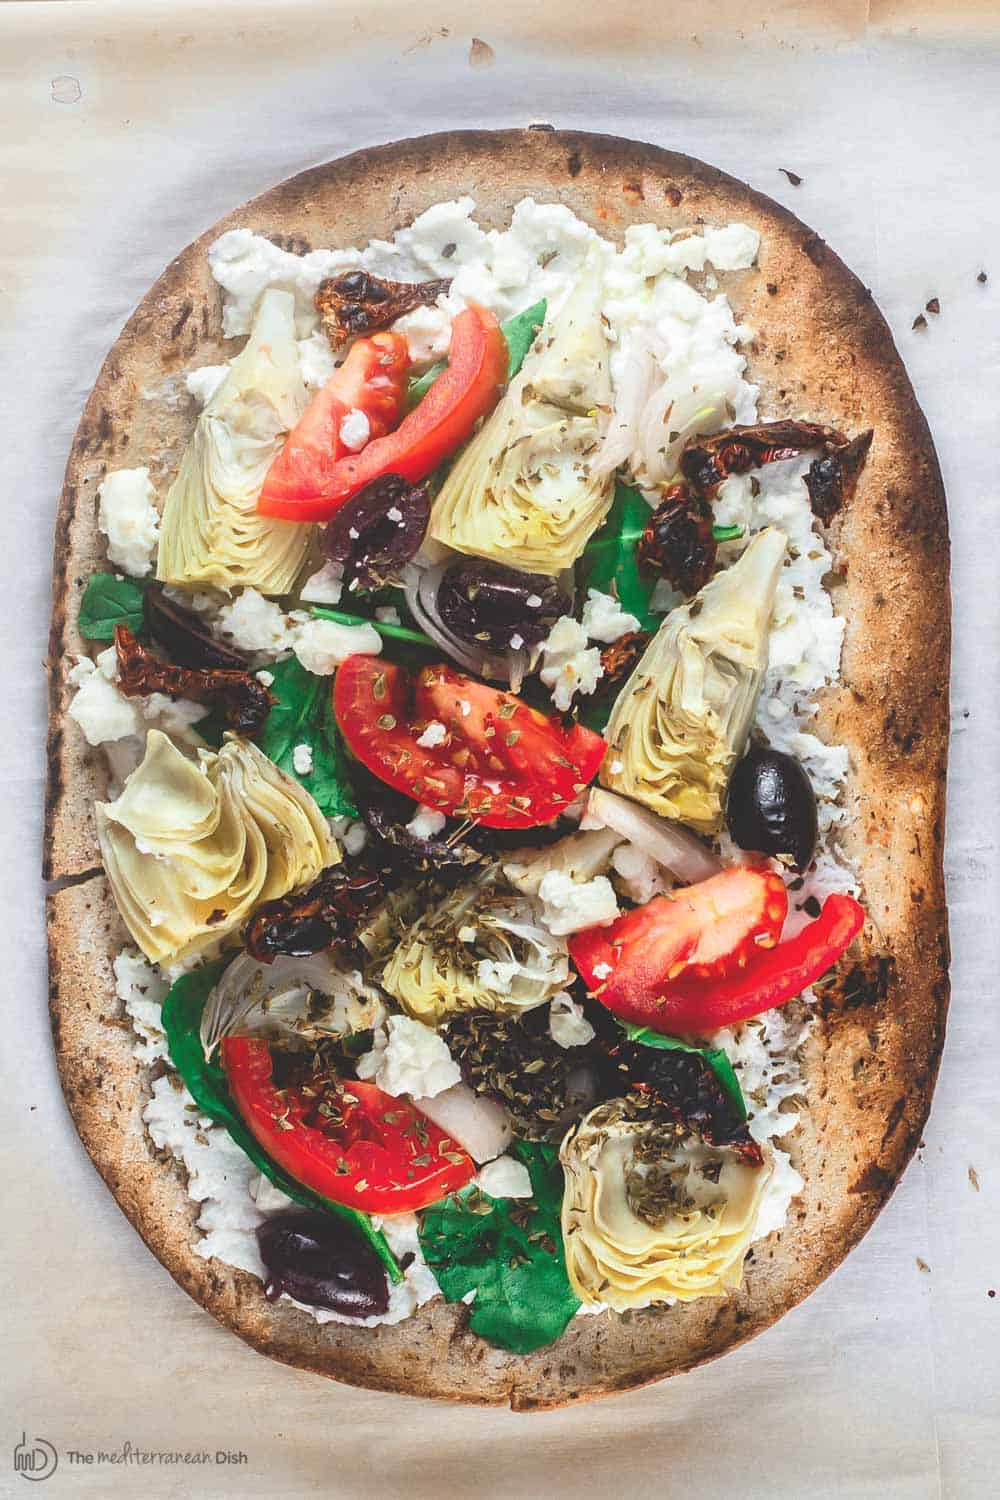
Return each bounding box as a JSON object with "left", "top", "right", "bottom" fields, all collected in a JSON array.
[{"left": 72, "top": 197, "right": 875, "bottom": 1351}]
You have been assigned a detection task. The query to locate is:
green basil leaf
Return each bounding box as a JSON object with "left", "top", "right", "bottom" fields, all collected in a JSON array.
[
  {"left": 257, "top": 655, "right": 357, "bottom": 819},
  {"left": 578, "top": 482, "right": 660, "bottom": 634},
  {"left": 619, "top": 1023, "right": 747, "bottom": 1121},
  {"left": 712, "top": 523, "right": 745, "bottom": 543},
  {"left": 161, "top": 963, "right": 401, "bottom": 1282},
  {"left": 406, "top": 299, "right": 547, "bottom": 408},
  {"left": 418, "top": 1140, "right": 579, "bottom": 1352},
  {"left": 77, "top": 572, "right": 147, "bottom": 641}
]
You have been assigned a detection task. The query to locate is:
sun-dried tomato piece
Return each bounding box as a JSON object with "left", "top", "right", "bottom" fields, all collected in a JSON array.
[
  {"left": 315, "top": 271, "right": 452, "bottom": 342},
  {"left": 598, "top": 629, "right": 652, "bottom": 690},
  {"left": 113, "top": 625, "right": 272, "bottom": 736},
  {"left": 637, "top": 484, "right": 717, "bottom": 594},
  {"left": 680, "top": 419, "right": 873, "bottom": 522},
  {"left": 804, "top": 429, "right": 874, "bottom": 523},
  {"left": 243, "top": 864, "right": 385, "bottom": 962}
]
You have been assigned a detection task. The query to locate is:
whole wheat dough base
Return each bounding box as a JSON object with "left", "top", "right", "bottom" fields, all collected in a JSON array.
[{"left": 44, "top": 129, "right": 950, "bottom": 1409}]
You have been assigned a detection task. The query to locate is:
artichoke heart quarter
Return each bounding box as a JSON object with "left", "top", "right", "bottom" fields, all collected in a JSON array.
[
  {"left": 96, "top": 730, "right": 335, "bottom": 964},
  {"left": 157, "top": 287, "right": 311, "bottom": 595},
  {"left": 378, "top": 872, "right": 570, "bottom": 1025},
  {"left": 601, "top": 526, "right": 787, "bottom": 831},
  {"left": 430, "top": 251, "right": 614, "bottom": 575},
  {"left": 560, "top": 1101, "right": 772, "bottom": 1310}
]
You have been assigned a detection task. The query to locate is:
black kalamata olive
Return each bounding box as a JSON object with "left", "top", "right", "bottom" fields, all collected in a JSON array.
[
  {"left": 437, "top": 559, "right": 570, "bottom": 651},
  {"left": 322, "top": 474, "right": 430, "bottom": 592},
  {"left": 257, "top": 1212, "right": 390, "bottom": 1317},
  {"left": 143, "top": 583, "right": 249, "bottom": 671},
  {"left": 726, "top": 740, "right": 818, "bottom": 871}
]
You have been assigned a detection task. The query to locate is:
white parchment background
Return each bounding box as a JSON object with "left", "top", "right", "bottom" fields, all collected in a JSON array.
[{"left": 2, "top": 3, "right": 999, "bottom": 1496}]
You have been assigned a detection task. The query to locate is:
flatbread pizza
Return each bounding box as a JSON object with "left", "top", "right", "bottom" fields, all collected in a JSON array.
[{"left": 45, "top": 128, "right": 949, "bottom": 1409}]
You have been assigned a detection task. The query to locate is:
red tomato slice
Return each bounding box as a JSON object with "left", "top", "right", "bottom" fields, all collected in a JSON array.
[
  {"left": 334, "top": 656, "right": 606, "bottom": 829},
  {"left": 221, "top": 1037, "right": 473, "bottom": 1214},
  {"left": 571, "top": 885, "right": 864, "bottom": 1034},
  {"left": 258, "top": 331, "right": 409, "bottom": 517},
  {"left": 570, "top": 867, "right": 787, "bottom": 1013},
  {"left": 258, "top": 304, "right": 508, "bottom": 523}
]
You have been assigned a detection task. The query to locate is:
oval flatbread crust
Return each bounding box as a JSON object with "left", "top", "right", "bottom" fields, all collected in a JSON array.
[{"left": 45, "top": 129, "right": 949, "bottom": 1409}]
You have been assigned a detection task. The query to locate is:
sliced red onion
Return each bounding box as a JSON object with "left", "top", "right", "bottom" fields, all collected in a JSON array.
[
  {"left": 413, "top": 1082, "right": 512, "bottom": 1164},
  {"left": 582, "top": 787, "right": 721, "bottom": 884}
]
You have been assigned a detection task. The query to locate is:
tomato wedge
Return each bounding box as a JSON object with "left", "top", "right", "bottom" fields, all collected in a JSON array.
[
  {"left": 221, "top": 1037, "right": 473, "bottom": 1214},
  {"left": 258, "top": 303, "right": 508, "bottom": 523},
  {"left": 571, "top": 883, "right": 864, "bottom": 1034},
  {"left": 334, "top": 656, "right": 607, "bottom": 828},
  {"left": 258, "top": 331, "right": 410, "bottom": 519}
]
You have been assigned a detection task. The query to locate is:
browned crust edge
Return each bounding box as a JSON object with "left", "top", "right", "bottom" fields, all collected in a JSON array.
[{"left": 44, "top": 128, "right": 950, "bottom": 1409}]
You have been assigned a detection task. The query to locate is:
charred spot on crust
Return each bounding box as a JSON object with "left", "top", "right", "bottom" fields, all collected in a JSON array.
[
  {"left": 315, "top": 271, "right": 451, "bottom": 341},
  {"left": 114, "top": 624, "right": 272, "bottom": 736},
  {"left": 567, "top": 150, "right": 583, "bottom": 176},
  {"left": 818, "top": 954, "right": 895, "bottom": 1013}
]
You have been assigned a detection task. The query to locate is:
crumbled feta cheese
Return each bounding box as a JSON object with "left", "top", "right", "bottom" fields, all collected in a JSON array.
[
  {"left": 548, "top": 992, "right": 596, "bottom": 1049},
  {"left": 592, "top": 962, "right": 612, "bottom": 980},
  {"left": 475, "top": 1155, "right": 532, "bottom": 1199},
  {"left": 458, "top": 925, "right": 477, "bottom": 943},
  {"left": 458, "top": 699, "right": 471, "bottom": 717},
  {"left": 406, "top": 804, "right": 447, "bottom": 840},
  {"left": 97, "top": 467, "right": 160, "bottom": 577},
  {"left": 339, "top": 408, "right": 371, "bottom": 451},
  {"left": 67, "top": 658, "right": 137, "bottom": 743},
  {"left": 386, "top": 507, "right": 403, "bottom": 523},
  {"left": 293, "top": 617, "right": 381, "bottom": 674},
  {"left": 356, "top": 1015, "right": 461, "bottom": 1099},
  {"left": 416, "top": 720, "right": 448, "bottom": 748},
  {"left": 704, "top": 222, "right": 761, "bottom": 271},
  {"left": 216, "top": 588, "right": 295, "bottom": 653},
  {"left": 375, "top": 605, "right": 401, "bottom": 625},
  {"left": 581, "top": 588, "right": 640, "bottom": 644},
  {"left": 509, "top": 633, "right": 525, "bottom": 650},
  {"left": 526, "top": 594, "right": 543, "bottom": 609},
  {"left": 539, "top": 616, "right": 603, "bottom": 711},
  {"left": 608, "top": 759, "right": 624, "bottom": 776},
  {"left": 328, "top": 816, "right": 369, "bottom": 857},
  {"left": 255, "top": 670, "right": 274, "bottom": 688},
  {"left": 185, "top": 363, "right": 230, "bottom": 407},
  {"left": 611, "top": 841, "right": 668, "bottom": 905},
  {"left": 140, "top": 692, "right": 208, "bottom": 735},
  {"left": 299, "top": 561, "right": 344, "bottom": 606},
  {"left": 538, "top": 870, "right": 619, "bottom": 936},
  {"left": 114, "top": 948, "right": 168, "bottom": 1063},
  {"left": 296, "top": 330, "right": 336, "bottom": 389},
  {"left": 292, "top": 743, "right": 313, "bottom": 775}
]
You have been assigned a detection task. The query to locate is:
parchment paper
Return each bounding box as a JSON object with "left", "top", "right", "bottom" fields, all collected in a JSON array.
[{"left": 2, "top": 3, "right": 999, "bottom": 1496}]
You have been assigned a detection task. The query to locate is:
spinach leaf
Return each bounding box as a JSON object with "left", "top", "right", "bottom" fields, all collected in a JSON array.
[
  {"left": 578, "top": 482, "right": 660, "bottom": 633},
  {"left": 311, "top": 606, "right": 436, "bottom": 653},
  {"left": 619, "top": 1023, "right": 747, "bottom": 1121},
  {"left": 161, "top": 963, "right": 401, "bottom": 1282},
  {"left": 418, "top": 1140, "right": 579, "bottom": 1352},
  {"left": 407, "top": 299, "right": 547, "bottom": 408},
  {"left": 712, "top": 523, "right": 745, "bottom": 543},
  {"left": 257, "top": 655, "right": 357, "bottom": 818},
  {"left": 77, "top": 572, "right": 146, "bottom": 641}
]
